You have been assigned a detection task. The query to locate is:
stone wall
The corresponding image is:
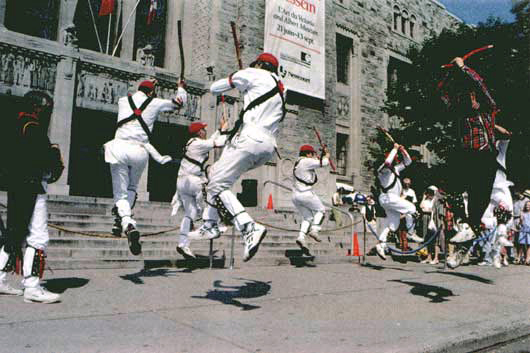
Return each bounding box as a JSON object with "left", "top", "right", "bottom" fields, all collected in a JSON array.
[{"left": 0, "top": 0, "right": 461, "bottom": 202}]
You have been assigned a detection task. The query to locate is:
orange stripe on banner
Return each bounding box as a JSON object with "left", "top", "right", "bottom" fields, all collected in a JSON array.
[{"left": 269, "top": 33, "right": 321, "bottom": 54}]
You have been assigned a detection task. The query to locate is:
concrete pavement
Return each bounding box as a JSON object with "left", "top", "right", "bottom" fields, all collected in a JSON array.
[{"left": 0, "top": 259, "right": 528, "bottom": 353}]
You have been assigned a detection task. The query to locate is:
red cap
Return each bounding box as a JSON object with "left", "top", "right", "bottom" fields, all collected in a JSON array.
[
  {"left": 255, "top": 53, "right": 279, "bottom": 69},
  {"left": 138, "top": 80, "right": 155, "bottom": 92},
  {"left": 189, "top": 122, "right": 207, "bottom": 134},
  {"left": 300, "top": 145, "right": 316, "bottom": 153}
]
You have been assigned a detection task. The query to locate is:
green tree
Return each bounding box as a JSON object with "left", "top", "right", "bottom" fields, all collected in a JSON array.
[{"left": 375, "top": 3, "right": 530, "bottom": 192}]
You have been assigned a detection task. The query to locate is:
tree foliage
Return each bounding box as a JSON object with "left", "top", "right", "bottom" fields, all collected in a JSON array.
[{"left": 373, "top": 2, "right": 530, "bottom": 193}]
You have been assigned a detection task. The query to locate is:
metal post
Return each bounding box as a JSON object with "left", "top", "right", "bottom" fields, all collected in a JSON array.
[
  {"left": 443, "top": 228, "right": 448, "bottom": 271},
  {"left": 209, "top": 239, "right": 213, "bottom": 269},
  {"left": 229, "top": 226, "right": 235, "bottom": 269},
  {"left": 363, "top": 216, "right": 367, "bottom": 265},
  {"left": 346, "top": 211, "right": 355, "bottom": 264}
]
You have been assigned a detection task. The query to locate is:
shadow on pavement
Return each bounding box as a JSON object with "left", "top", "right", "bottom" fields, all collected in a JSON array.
[
  {"left": 143, "top": 251, "right": 226, "bottom": 273},
  {"left": 120, "top": 268, "right": 178, "bottom": 285},
  {"left": 361, "top": 262, "right": 413, "bottom": 272},
  {"left": 42, "top": 277, "right": 90, "bottom": 294},
  {"left": 428, "top": 270, "right": 494, "bottom": 284},
  {"left": 389, "top": 279, "right": 456, "bottom": 303},
  {"left": 192, "top": 278, "right": 272, "bottom": 311},
  {"left": 284, "top": 250, "right": 316, "bottom": 267}
]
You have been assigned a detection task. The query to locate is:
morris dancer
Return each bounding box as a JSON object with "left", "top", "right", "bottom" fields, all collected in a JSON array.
[
  {"left": 171, "top": 118, "right": 229, "bottom": 258},
  {"left": 0, "top": 91, "right": 63, "bottom": 303},
  {"left": 375, "top": 143, "right": 421, "bottom": 260},
  {"left": 105, "top": 80, "right": 187, "bottom": 255},
  {"left": 291, "top": 144, "right": 330, "bottom": 255},
  {"left": 438, "top": 57, "right": 500, "bottom": 235},
  {"left": 189, "top": 53, "right": 286, "bottom": 262}
]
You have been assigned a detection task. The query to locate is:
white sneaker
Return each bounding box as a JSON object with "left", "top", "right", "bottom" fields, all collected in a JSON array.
[
  {"left": 493, "top": 256, "right": 502, "bottom": 269},
  {"left": 242, "top": 223, "right": 267, "bottom": 262},
  {"left": 296, "top": 236, "right": 310, "bottom": 255},
  {"left": 478, "top": 261, "right": 492, "bottom": 267},
  {"left": 375, "top": 243, "right": 386, "bottom": 260},
  {"left": 176, "top": 245, "right": 196, "bottom": 259},
  {"left": 420, "top": 259, "right": 431, "bottom": 264},
  {"left": 188, "top": 224, "right": 221, "bottom": 240},
  {"left": 502, "top": 257, "right": 509, "bottom": 267},
  {"left": 307, "top": 228, "right": 322, "bottom": 242},
  {"left": 0, "top": 282, "right": 23, "bottom": 296},
  {"left": 497, "top": 236, "right": 513, "bottom": 247},
  {"left": 24, "top": 286, "right": 61, "bottom": 304},
  {"left": 407, "top": 233, "right": 423, "bottom": 243}
]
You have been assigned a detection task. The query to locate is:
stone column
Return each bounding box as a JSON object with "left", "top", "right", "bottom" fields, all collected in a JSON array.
[
  {"left": 164, "top": 0, "right": 182, "bottom": 74},
  {"left": 350, "top": 37, "right": 362, "bottom": 190},
  {"left": 0, "top": 0, "right": 6, "bottom": 28},
  {"left": 120, "top": 0, "right": 138, "bottom": 61},
  {"left": 57, "top": 0, "right": 79, "bottom": 44},
  {"left": 47, "top": 55, "right": 78, "bottom": 196}
]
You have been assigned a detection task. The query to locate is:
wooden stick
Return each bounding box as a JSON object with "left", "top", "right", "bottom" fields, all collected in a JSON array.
[
  {"left": 313, "top": 127, "right": 337, "bottom": 172},
  {"left": 230, "top": 21, "right": 243, "bottom": 69},
  {"left": 441, "top": 45, "right": 494, "bottom": 69}
]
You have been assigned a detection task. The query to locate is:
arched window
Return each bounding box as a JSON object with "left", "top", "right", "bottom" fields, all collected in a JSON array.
[
  {"left": 401, "top": 10, "right": 409, "bottom": 35},
  {"left": 393, "top": 6, "right": 400, "bottom": 31},
  {"left": 410, "top": 15, "right": 416, "bottom": 38}
]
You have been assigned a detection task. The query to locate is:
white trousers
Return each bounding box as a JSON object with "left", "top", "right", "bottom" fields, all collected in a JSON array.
[
  {"left": 106, "top": 140, "right": 148, "bottom": 228},
  {"left": 203, "top": 129, "right": 275, "bottom": 231},
  {"left": 26, "top": 194, "right": 49, "bottom": 250},
  {"left": 292, "top": 190, "right": 325, "bottom": 221},
  {"left": 378, "top": 192, "right": 416, "bottom": 242},
  {"left": 177, "top": 174, "right": 203, "bottom": 246},
  {"left": 0, "top": 194, "right": 48, "bottom": 284}
]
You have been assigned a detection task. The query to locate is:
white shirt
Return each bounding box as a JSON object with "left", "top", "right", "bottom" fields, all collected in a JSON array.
[
  {"left": 179, "top": 131, "right": 227, "bottom": 177},
  {"left": 420, "top": 197, "right": 434, "bottom": 213},
  {"left": 402, "top": 188, "right": 417, "bottom": 203},
  {"left": 293, "top": 156, "right": 329, "bottom": 192},
  {"left": 115, "top": 88, "right": 188, "bottom": 143},
  {"left": 377, "top": 147, "right": 411, "bottom": 197},
  {"left": 210, "top": 68, "right": 284, "bottom": 137}
]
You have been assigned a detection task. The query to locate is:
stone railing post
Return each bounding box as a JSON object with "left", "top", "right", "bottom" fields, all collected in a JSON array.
[{"left": 47, "top": 55, "right": 78, "bottom": 196}]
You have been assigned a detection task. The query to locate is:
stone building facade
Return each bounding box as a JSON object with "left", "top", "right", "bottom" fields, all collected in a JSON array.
[{"left": 0, "top": 0, "right": 460, "bottom": 208}]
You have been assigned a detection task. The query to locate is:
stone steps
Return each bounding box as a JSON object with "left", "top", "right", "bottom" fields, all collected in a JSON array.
[{"left": 1, "top": 194, "right": 363, "bottom": 269}]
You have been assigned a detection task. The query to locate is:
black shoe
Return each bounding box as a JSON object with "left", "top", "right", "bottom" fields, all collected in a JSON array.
[
  {"left": 111, "top": 207, "right": 122, "bottom": 237},
  {"left": 125, "top": 224, "right": 141, "bottom": 255}
]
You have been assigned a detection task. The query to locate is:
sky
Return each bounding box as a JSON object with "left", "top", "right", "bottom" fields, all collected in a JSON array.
[{"left": 437, "top": 0, "right": 516, "bottom": 24}]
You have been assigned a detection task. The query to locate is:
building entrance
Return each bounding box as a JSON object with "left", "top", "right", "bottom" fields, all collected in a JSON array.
[
  {"left": 68, "top": 108, "right": 115, "bottom": 198},
  {"left": 147, "top": 122, "right": 188, "bottom": 202}
]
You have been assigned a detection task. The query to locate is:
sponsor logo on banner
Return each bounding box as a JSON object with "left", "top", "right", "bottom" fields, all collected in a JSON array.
[{"left": 265, "top": 0, "right": 326, "bottom": 99}]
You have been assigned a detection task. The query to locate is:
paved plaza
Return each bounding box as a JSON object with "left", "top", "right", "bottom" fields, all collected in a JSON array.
[{"left": 0, "top": 260, "right": 528, "bottom": 353}]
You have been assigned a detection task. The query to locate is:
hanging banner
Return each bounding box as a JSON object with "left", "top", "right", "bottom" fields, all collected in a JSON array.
[{"left": 264, "top": 0, "right": 326, "bottom": 99}]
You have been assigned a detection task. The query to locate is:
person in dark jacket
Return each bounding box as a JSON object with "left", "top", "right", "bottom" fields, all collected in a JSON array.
[{"left": 0, "top": 91, "right": 63, "bottom": 303}]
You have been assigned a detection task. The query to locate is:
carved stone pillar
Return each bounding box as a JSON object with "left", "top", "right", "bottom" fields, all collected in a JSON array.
[
  {"left": 120, "top": 0, "right": 138, "bottom": 61},
  {"left": 0, "top": 0, "right": 6, "bottom": 28},
  {"left": 47, "top": 55, "right": 77, "bottom": 196},
  {"left": 57, "top": 0, "right": 79, "bottom": 44}
]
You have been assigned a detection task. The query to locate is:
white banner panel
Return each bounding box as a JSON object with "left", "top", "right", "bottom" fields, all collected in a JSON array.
[{"left": 264, "top": 0, "right": 326, "bottom": 99}]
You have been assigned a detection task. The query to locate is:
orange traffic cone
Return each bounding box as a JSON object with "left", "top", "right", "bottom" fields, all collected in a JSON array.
[
  {"left": 353, "top": 232, "right": 360, "bottom": 256},
  {"left": 267, "top": 194, "right": 274, "bottom": 210}
]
